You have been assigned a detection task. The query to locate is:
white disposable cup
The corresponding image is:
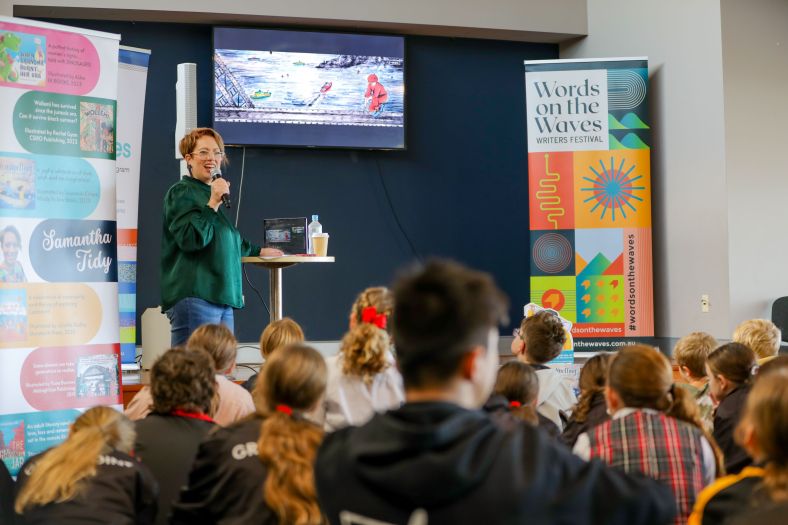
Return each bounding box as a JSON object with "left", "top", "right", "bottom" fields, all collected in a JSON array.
[{"left": 312, "top": 233, "right": 329, "bottom": 256}]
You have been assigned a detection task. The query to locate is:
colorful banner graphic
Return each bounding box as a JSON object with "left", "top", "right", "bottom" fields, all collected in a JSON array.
[
  {"left": 524, "top": 58, "right": 653, "bottom": 350},
  {"left": 117, "top": 46, "right": 150, "bottom": 367},
  {"left": 0, "top": 16, "right": 120, "bottom": 476}
]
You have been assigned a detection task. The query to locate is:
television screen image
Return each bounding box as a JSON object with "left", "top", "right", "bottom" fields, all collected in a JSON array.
[{"left": 213, "top": 27, "right": 405, "bottom": 149}]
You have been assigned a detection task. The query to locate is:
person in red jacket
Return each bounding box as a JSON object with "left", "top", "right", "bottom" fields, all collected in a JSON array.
[{"left": 364, "top": 74, "right": 388, "bottom": 115}]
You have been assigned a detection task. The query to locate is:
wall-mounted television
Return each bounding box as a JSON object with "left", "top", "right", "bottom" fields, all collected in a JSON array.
[{"left": 213, "top": 27, "right": 405, "bottom": 149}]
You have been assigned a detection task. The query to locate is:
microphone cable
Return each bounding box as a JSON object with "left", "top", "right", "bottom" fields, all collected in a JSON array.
[{"left": 229, "top": 145, "right": 270, "bottom": 316}]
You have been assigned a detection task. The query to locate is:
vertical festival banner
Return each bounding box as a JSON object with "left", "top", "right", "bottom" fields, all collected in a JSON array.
[
  {"left": 0, "top": 17, "right": 120, "bottom": 475},
  {"left": 524, "top": 58, "right": 653, "bottom": 351},
  {"left": 117, "top": 46, "right": 150, "bottom": 368}
]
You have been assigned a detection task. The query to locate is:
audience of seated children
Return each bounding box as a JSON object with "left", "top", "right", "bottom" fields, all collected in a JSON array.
[
  {"left": 689, "top": 366, "right": 788, "bottom": 525},
  {"left": 673, "top": 332, "right": 717, "bottom": 432},
  {"left": 126, "top": 324, "right": 255, "bottom": 426},
  {"left": 561, "top": 353, "right": 614, "bottom": 447},
  {"left": 573, "top": 345, "right": 723, "bottom": 525},
  {"left": 133, "top": 348, "right": 218, "bottom": 525},
  {"left": 732, "top": 318, "right": 781, "bottom": 366},
  {"left": 486, "top": 360, "right": 561, "bottom": 438},
  {"left": 241, "top": 317, "right": 304, "bottom": 392},
  {"left": 316, "top": 260, "right": 676, "bottom": 525},
  {"left": 706, "top": 342, "right": 757, "bottom": 474},
  {"left": 510, "top": 310, "right": 576, "bottom": 429},
  {"left": 318, "top": 286, "right": 404, "bottom": 431},
  {"left": 14, "top": 406, "right": 157, "bottom": 524},
  {"left": 170, "top": 344, "right": 327, "bottom": 525}
]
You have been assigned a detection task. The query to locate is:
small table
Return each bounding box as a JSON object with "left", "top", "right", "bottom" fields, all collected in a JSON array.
[{"left": 241, "top": 255, "right": 335, "bottom": 323}]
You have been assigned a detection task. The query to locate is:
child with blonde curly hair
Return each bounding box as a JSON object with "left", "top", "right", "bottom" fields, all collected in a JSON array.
[{"left": 319, "top": 287, "right": 404, "bottom": 431}]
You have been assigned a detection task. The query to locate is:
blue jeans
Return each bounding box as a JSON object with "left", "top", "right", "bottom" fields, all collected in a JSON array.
[{"left": 165, "top": 297, "right": 234, "bottom": 347}]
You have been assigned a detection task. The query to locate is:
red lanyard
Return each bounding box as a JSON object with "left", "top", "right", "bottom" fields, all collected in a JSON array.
[{"left": 171, "top": 409, "right": 215, "bottom": 423}]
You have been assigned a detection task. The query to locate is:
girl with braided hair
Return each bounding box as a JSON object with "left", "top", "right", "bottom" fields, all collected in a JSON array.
[
  {"left": 318, "top": 287, "right": 404, "bottom": 431},
  {"left": 561, "top": 352, "right": 614, "bottom": 447}
]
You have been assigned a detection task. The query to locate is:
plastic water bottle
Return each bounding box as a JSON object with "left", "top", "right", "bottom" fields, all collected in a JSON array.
[{"left": 307, "top": 215, "right": 322, "bottom": 254}]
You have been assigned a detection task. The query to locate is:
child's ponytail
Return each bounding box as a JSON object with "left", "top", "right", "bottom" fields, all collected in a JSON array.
[
  {"left": 15, "top": 407, "right": 134, "bottom": 513},
  {"left": 254, "top": 344, "right": 327, "bottom": 525},
  {"left": 665, "top": 384, "right": 725, "bottom": 476}
]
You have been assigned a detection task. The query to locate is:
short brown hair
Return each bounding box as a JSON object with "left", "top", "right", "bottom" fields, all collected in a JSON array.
[
  {"left": 260, "top": 318, "right": 304, "bottom": 359},
  {"left": 733, "top": 319, "right": 781, "bottom": 360},
  {"left": 150, "top": 348, "right": 217, "bottom": 415},
  {"left": 392, "top": 259, "right": 508, "bottom": 389},
  {"left": 186, "top": 324, "right": 237, "bottom": 372},
  {"left": 673, "top": 332, "right": 717, "bottom": 379},
  {"left": 178, "top": 127, "right": 226, "bottom": 161},
  {"left": 521, "top": 311, "right": 565, "bottom": 364}
]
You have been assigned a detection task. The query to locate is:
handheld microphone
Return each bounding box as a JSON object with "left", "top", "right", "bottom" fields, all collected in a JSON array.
[{"left": 210, "top": 166, "right": 231, "bottom": 209}]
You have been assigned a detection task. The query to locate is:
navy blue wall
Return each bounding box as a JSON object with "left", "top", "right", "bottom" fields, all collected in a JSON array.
[{"left": 43, "top": 19, "right": 556, "bottom": 343}]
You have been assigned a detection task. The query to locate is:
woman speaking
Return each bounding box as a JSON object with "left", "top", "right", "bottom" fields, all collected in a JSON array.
[{"left": 161, "top": 128, "right": 282, "bottom": 345}]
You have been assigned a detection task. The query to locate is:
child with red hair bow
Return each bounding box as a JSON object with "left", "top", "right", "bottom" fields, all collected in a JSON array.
[{"left": 315, "top": 287, "right": 405, "bottom": 431}]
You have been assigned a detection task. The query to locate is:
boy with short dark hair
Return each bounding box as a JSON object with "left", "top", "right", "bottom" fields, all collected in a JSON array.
[
  {"left": 316, "top": 259, "right": 676, "bottom": 525},
  {"left": 511, "top": 310, "right": 576, "bottom": 428}
]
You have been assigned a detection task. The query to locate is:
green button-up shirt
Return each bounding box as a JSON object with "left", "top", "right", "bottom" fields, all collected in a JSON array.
[{"left": 160, "top": 176, "right": 260, "bottom": 311}]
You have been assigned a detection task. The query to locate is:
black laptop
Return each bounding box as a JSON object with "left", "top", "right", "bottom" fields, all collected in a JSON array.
[{"left": 263, "top": 217, "right": 307, "bottom": 255}]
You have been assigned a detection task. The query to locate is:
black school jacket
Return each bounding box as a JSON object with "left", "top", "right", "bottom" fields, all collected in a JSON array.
[
  {"left": 134, "top": 413, "right": 216, "bottom": 525},
  {"left": 169, "top": 416, "right": 277, "bottom": 525},
  {"left": 316, "top": 401, "right": 677, "bottom": 525},
  {"left": 713, "top": 385, "right": 753, "bottom": 474},
  {"left": 483, "top": 395, "right": 562, "bottom": 440},
  {"left": 561, "top": 391, "right": 610, "bottom": 448},
  {"left": 14, "top": 449, "right": 158, "bottom": 525}
]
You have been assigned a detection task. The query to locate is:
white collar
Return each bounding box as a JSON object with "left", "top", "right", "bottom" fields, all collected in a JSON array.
[{"left": 611, "top": 407, "right": 661, "bottom": 420}]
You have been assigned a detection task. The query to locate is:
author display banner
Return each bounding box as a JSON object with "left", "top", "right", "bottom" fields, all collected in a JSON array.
[
  {"left": 0, "top": 17, "right": 120, "bottom": 476},
  {"left": 524, "top": 58, "right": 653, "bottom": 350},
  {"left": 117, "top": 46, "right": 150, "bottom": 366}
]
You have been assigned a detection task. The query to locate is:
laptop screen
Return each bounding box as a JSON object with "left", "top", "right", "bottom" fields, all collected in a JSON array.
[{"left": 263, "top": 217, "right": 307, "bottom": 255}]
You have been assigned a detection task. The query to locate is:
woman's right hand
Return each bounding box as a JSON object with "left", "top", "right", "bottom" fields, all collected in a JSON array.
[{"left": 208, "top": 178, "right": 230, "bottom": 210}]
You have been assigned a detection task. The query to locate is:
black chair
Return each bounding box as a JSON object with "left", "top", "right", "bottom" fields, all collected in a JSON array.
[{"left": 771, "top": 297, "right": 788, "bottom": 343}]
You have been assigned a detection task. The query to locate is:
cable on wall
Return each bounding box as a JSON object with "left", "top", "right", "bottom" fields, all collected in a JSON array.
[
  {"left": 228, "top": 145, "right": 270, "bottom": 315},
  {"left": 375, "top": 158, "right": 422, "bottom": 263}
]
